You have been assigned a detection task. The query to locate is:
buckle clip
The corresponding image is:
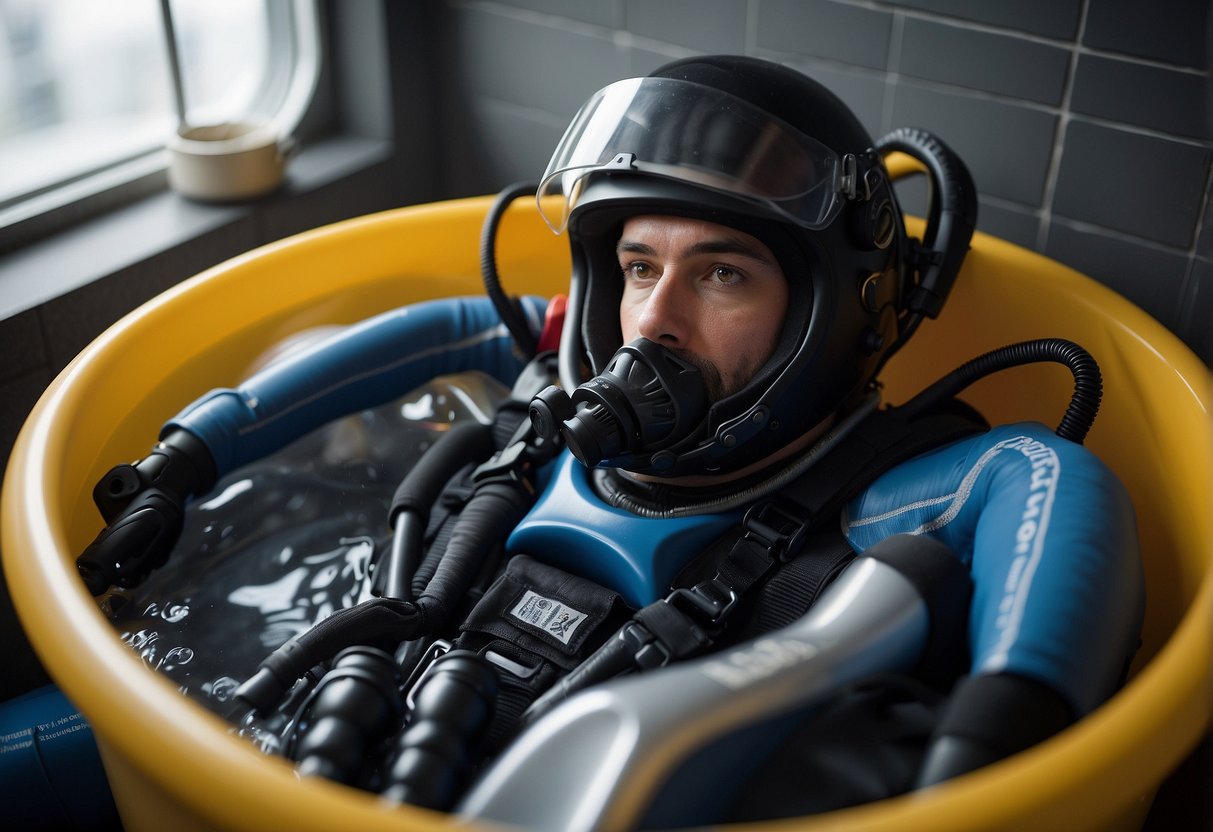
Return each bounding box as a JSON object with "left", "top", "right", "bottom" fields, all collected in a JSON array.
[
  {"left": 742, "top": 498, "right": 809, "bottom": 562},
  {"left": 619, "top": 621, "right": 672, "bottom": 670},
  {"left": 667, "top": 579, "right": 738, "bottom": 628}
]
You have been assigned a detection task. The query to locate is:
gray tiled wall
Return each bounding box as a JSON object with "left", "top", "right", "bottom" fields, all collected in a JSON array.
[{"left": 440, "top": 0, "right": 1212, "bottom": 366}]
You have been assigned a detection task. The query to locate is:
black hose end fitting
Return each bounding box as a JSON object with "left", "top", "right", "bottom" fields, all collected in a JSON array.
[
  {"left": 527, "top": 339, "right": 708, "bottom": 469},
  {"left": 234, "top": 667, "right": 291, "bottom": 715},
  {"left": 291, "top": 646, "right": 405, "bottom": 787},
  {"left": 78, "top": 429, "right": 218, "bottom": 595},
  {"left": 380, "top": 650, "right": 499, "bottom": 809}
]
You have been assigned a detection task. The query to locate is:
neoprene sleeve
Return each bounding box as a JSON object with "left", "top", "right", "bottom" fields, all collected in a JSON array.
[
  {"left": 163, "top": 295, "right": 548, "bottom": 477},
  {"left": 842, "top": 421, "right": 1144, "bottom": 717}
]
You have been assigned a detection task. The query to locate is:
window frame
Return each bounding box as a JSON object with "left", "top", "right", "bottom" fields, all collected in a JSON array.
[{"left": 0, "top": 0, "right": 322, "bottom": 253}]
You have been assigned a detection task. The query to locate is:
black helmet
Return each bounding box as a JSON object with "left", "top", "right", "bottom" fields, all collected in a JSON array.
[{"left": 534, "top": 55, "right": 974, "bottom": 478}]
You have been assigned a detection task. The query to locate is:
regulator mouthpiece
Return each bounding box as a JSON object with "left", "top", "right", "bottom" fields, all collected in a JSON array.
[{"left": 529, "top": 339, "right": 708, "bottom": 470}]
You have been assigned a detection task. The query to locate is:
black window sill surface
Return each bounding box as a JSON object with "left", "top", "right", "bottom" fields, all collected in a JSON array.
[{"left": 0, "top": 134, "right": 397, "bottom": 323}]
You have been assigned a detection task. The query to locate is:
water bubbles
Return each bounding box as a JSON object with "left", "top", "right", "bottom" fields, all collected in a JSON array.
[
  {"left": 162, "top": 646, "right": 194, "bottom": 671},
  {"left": 121, "top": 630, "right": 193, "bottom": 672},
  {"left": 105, "top": 373, "right": 512, "bottom": 722}
]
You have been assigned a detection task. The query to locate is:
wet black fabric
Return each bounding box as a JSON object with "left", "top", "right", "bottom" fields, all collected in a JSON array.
[
  {"left": 723, "top": 675, "right": 949, "bottom": 820},
  {"left": 456, "top": 555, "right": 631, "bottom": 749}
]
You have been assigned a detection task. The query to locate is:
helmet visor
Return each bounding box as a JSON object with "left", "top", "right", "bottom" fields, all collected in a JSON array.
[{"left": 538, "top": 77, "right": 846, "bottom": 233}]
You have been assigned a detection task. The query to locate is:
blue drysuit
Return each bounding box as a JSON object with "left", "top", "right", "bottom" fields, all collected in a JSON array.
[{"left": 166, "top": 295, "right": 1144, "bottom": 719}]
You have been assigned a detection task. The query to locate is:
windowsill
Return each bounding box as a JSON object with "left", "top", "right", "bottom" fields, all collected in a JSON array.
[{"left": 0, "top": 134, "right": 395, "bottom": 322}]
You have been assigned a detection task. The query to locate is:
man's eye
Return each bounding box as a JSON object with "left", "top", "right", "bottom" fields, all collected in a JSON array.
[
  {"left": 623, "top": 262, "right": 652, "bottom": 279},
  {"left": 712, "top": 266, "right": 742, "bottom": 285}
]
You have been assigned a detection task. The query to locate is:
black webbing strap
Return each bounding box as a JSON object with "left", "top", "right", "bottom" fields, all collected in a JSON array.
[
  {"left": 515, "top": 400, "right": 989, "bottom": 720},
  {"left": 629, "top": 400, "right": 989, "bottom": 663},
  {"left": 732, "top": 528, "right": 857, "bottom": 639}
]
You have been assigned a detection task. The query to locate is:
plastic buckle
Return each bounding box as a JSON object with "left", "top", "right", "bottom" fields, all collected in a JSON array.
[
  {"left": 742, "top": 497, "right": 809, "bottom": 562},
  {"left": 471, "top": 440, "right": 531, "bottom": 488},
  {"left": 667, "top": 579, "right": 738, "bottom": 628},
  {"left": 620, "top": 621, "right": 672, "bottom": 670}
]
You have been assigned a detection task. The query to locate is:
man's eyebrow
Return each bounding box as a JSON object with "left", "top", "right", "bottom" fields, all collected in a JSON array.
[
  {"left": 615, "top": 237, "right": 774, "bottom": 263},
  {"left": 685, "top": 238, "right": 773, "bottom": 263},
  {"left": 616, "top": 240, "right": 657, "bottom": 256}
]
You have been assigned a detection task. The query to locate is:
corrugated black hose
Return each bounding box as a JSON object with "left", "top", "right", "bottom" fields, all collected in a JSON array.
[{"left": 899, "top": 338, "right": 1103, "bottom": 444}]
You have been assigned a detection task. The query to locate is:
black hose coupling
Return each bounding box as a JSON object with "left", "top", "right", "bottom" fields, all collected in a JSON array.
[
  {"left": 77, "top": 429, "right": 217, "bottom": 595},
  {"left": 380, "top": 650, "right": 499, "bottom": 810},
  {"left": 529, "top": 338, "right": 708, "bottom": 470},
  {"left": 290, "top": 646, "right": 405, "bottom": 787}
]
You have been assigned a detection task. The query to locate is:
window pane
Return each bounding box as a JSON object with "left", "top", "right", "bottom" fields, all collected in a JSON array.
[
  {"left": 0, "top": 0, "right": 171, "bottom": 204},
  {"left": 0, "top": 0, "right": 272, "bottom": 208},
  {"left": 172, "top": 0, "right": 270, "bottom": 126}
]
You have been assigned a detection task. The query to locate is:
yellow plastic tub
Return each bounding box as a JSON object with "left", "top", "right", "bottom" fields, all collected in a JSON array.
[{"left": 3, "top": 194, "right": 1210, "bottom": 831}]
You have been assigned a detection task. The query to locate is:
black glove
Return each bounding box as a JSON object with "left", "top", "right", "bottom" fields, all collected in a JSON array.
[{"left": 76, "top": 429, "right": 216, "bottom": 595}]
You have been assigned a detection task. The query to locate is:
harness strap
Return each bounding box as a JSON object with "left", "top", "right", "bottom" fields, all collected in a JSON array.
[
  {"left": 631, "top": 399, "right": 989, "bottom": 662},
  {"left": 496, "top": 399, "right": 988, "bottom": 730},
  {"left": 733, "top": 529, "right": 857, "bottom": 640}
]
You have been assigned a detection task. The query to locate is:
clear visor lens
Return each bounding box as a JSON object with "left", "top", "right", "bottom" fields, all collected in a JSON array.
[{"left": 537, "top": 77, "right": 845, "bottom": 233}]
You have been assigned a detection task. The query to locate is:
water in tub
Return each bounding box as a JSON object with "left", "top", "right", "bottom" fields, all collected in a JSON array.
[{"left": 102, "top": 364, "right": 511, "bottom": 744}]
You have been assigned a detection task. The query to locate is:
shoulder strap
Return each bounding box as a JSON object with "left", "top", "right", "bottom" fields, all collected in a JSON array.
[
  {"left": 675, "top": 398, "right": 989, "bottom": 641},
  {"left": 779, "top": 398, "right": 988, "bottom": 529},
  {"left": 517, "top": 399, "right": 988, "bottom": 722}
]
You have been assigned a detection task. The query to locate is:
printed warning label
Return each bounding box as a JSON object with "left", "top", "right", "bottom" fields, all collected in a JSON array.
[{"left": 509, "top": 590, "right": 587, "bottom": 645}]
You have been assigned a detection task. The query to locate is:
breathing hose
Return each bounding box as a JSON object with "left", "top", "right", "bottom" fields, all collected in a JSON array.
[
  {"left": 480, "top": 181, "right": 541, "bottom": 357},
  {"left": 236, "top": 428, "right": 550, "bottom": 714},
  {"left": 377, "top": 420, "right": 497, "bottom": 600},
  {"left": 899, "top": 338, "right": 1103, "bottom": 444}
]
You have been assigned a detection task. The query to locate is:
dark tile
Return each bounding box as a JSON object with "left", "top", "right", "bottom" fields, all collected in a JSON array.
[
  {"left": 0, "top": 564, "right": 54, "bottom": 701},
  {"left": 1071, "top": 54, "right": 1211, "bottom": 140},
  {"left": 756, "top": 0, "right": 893, "bottom": 70},
  {"left": 896, "top": 185, "right": 1041, "bottom": 250},
  {"left": 1179, "top": 256, "right": 1213, "bottom": 365},
  {"left": 0, "top": 368, "right": 57, "bottom": 702},
  {"left": 890, "top": 83, "right": 1058, "bottom": 205},
  {"left": 259, "top": 159, "right": 396, "bottom": 242},
  {"left": 884, "top": 0, "right": 1082, "bottom": 40},
  {"left": 1083, "top": 0, "right": 1208, "bottom": 69},
  {"left": 1197, "top": 178, "right": 1213, "bottom": 259},
  {"left": 625, "top": 0, "right": 747, "bottom": 55},
  {"left": 0, "top": 195, "right": 244, "bottom": 318},
  {"left": 464, "top": 99, "right": 573, "bottom": 192},
  {"left": 893, "top": 172, "right": 930, "bottom": 219},
  {"left": 452, "top": 6, "right": 626, "bottom": 118},
  {"left": 1044, "top": 221, "right": 1190, "bottom": 329},
  {"left": 898, "top": 18, "right": 1070, "bottom": 105},
  {"left": 975, "top": 200, "right": 1041, "bottom": 249},
  {"left": 1052, "top": 120, "right": 1211, "bottom": 249},
  {"left": 0, "top": 309, "right": 47, "bottom": 384},
  {"left": 497, "top": 0, "right": 622, "bottom": 28},
  {"left": 0, "top": 368, "right": 53, "bottom": 484}
]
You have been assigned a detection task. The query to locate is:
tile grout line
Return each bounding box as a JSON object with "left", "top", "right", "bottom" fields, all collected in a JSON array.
[{"left": 1035, "top": 0, "right": 1091, "bottom": 253}]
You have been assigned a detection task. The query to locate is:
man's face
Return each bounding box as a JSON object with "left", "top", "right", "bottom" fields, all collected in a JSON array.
[{"left": 617, "top": 215, "right": 789, "bottom": 401}]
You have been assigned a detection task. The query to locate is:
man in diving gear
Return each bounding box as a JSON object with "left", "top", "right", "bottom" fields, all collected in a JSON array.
[{"left": 77, "top": 55, "right": 1144, "bottom": 825}]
